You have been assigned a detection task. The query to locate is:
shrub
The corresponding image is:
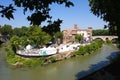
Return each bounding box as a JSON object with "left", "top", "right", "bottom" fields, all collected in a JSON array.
[
  {"left": 106, "top": 39, "right": 112, "bottom": 44},
  {"left": 75, "top": 46, "right": 86, "bottom": 55},
  {"left": 75, "top": 40, "right": 103, "bottom": 56},
  {"left": 85, "top": 45, "right": 92, "bottom": 54}
]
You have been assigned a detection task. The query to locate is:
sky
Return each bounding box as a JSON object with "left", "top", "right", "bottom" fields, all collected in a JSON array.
[{"left": 0, "top": 0, "right": 108, "bottom": 30}]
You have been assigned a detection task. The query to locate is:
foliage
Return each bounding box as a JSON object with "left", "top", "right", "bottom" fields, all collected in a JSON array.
[
  {"left": 19, "top": 26, "right": 29, "bottom": 36},
  {"left": 0, "top": 4, "right": 15, "bottom": 20},
  {"left": 22, "top": 57, "right": 46, "bottom": 67},
  {"left": 54, "top": 31, "right": 63, "bottom": 44},
  {"left": 13, "top": 26, "right": 28, "bottom": 37},
  {"left": 75, "top": 46, "right": 86, "bottom": 55},
  {"left": 105, "top": 39, "right": 112, "bottom": 44},
  {"left": 54, "top": 32, "right": 63, "bottom": 39},
  {"left": 0, "top": 0, "right": 74, "bottom": 25},
  {"left": 92, "top": 29, "right": 109, "bottom": 36},
  {"left": 42, "top": 19, "right": 62, "bottom": 36},
  {"left": 6, "top": 41, "right": 46, "bottom": 67},
  {"left": 89, "top": 0, "right": 120, "bottom": 42},
  {"left": 10, "top": 35, "right": 20, "bottom": 52},
  {"left": 0, "top": 24, "right": 13, "bottom": 35},
  {"left": 27, "top": 26, "right": 51, "bottom": 47},
  {"left": 111, "top": 38, "right": 118, "bottom": 44},
  {"left": 13, "top": 28, "right": 22, "bottom": 36},
  {"left": 6, "top": 47, "right": 46, "bottom": 67},
  {"left": 75, "top": 40, "right": 103, "bottom": 56},
  {"left": 19, "top": 36, "right": 34, "bottom": 48},
  {"left": 10, "top": 25, "right": 51, "bottom": 50},
  {"left": 75, "top": 34, "right": 84, "bottom": 42},
  {"left": 0, "top": 43, "right": 6, "bottom": 48}
]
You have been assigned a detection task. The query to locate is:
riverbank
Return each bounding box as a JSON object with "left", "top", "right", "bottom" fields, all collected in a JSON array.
[
  {"left": 1, "top": 43, "right": 119, "bottom": 80},
  {"left": 79, "top": 53, "right": 120, "bottom": 80},
  {"left": 5, "top": 40, "right": 103, "bottom": 67}
]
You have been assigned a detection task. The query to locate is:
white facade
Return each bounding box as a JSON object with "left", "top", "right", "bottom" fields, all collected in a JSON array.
[{"left": 77, "top": 30, "right": 88, "bottom": 38}]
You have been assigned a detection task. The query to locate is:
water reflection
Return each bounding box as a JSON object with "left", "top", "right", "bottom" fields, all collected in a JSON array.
[{"left": 0, "top": 45, "right": 120, "bottom": 80}]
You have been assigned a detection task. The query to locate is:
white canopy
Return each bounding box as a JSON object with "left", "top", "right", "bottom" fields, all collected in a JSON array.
[{"left": 26, "top": 44, "right": 32, "bottom": 50}]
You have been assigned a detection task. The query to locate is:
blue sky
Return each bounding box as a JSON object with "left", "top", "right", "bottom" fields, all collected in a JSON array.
[{"left": 0, "top": 0, "right": 107, "bottom": 30}]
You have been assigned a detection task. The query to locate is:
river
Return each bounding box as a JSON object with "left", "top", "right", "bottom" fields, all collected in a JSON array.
[{"left": 0, "top": 45, "right": 120, "bottom": 80}]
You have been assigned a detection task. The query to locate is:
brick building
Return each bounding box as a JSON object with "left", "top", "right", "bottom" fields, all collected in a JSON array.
[{"left": 63, "top": 24, "right": 92, "bottom": 44}]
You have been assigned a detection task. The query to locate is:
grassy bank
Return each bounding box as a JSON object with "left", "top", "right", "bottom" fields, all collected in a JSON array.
[
  {"left": 6, "top": 40, "right": 103, "bottom": 67},
  {"left": 6, "top": 48, "right": 46, "bottom": 67},
  {"left": 74, "top": 40, "right": 103, "bottom": 56}
]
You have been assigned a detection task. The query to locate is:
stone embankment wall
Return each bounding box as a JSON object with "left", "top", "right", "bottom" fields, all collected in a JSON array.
[{"left": 44, "top": 50, "right": 75, "bottom": 64}]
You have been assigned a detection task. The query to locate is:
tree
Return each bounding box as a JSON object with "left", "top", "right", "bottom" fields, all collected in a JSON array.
[
  {"left": 75, "top": 34, "right": 84, "bottom": 43},
  {"left": 20, "top": 26, "right": 29, "bottom": 36},
  {"left": 42, "top": 19, "right": 62, "bottom": 36},
  {"left": 26, "top": 26, "right": 51, "bottom": 47},
  {"left": 10, "top": 35, "right": 20, "bottom": 52},
  {"left": 89, "top": 0, "right": 120, "bottom": 42},
  {"left": 13, "top": 27, "right": 22, "bottom": 37},
  {"left": 0, "top": 0, "right": 74, "bottom": 25},
  {"left": 92, "top": 29, "right": 109, "bottom": 36},
  {"left": 54, "top": 31, "right": 63, "bottom": 44},
  {"left": 13, "top": 26, "right": 29, "bottom": 37},
  {"left": 19, "top": 36, "right": 33, "bottom": 49},
  {"left": 0, "top": 24, "right": 13, "bottom": 35}
]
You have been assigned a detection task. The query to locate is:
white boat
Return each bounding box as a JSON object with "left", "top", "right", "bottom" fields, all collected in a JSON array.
[{"left": 16, "top": 47, "right": 57, "bottom": 57}]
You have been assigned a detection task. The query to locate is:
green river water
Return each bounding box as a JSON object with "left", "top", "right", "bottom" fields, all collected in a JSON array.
[{"left": 0, "top": 45, "right": 120, "bottom": 80}]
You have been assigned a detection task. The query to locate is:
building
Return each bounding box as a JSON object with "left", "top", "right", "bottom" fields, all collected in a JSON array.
[{"left": 63, "top": 24, "right": 92, "bottom": 44}]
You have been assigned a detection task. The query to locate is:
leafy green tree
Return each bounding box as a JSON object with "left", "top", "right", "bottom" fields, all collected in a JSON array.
[
  {"left": 13, "top": 28, "right": 22, "bottom": 37},
  {"left": 75, "top": 34, "right": 84, "bottom": 43},
  {"left": 10, "top": 35, "right": 20, "bottom": 52},
  {"left": 0, "top": 0, "right": 73, "bottom": 25},
  {"left": 54, "top": 31, "right": 63, "bottom": 44},
  {"left": 89, "top": 0, "right": 120, "bottom": 42},
  {"left": 13, "top": 26, "right": 28, "bottom": 37},
  {"left": 20, "top": 26, "right": 28, "bottom": 36},
  {"left": 0, "top": 24, "right": 13, "bottom": 35},
  {"left": 19, "top": 36, "right": 34, "bottom": 49},
  {"left": 27, "top": 26, "right": 51, "bottom": 47},
  {"left": 92, "top": 29, "right": 109, "bottom": 36},
  {"left": 55, "top": 32, "right": 63, "bottom": 40}
]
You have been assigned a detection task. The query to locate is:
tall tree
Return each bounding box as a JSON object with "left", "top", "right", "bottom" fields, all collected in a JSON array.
[
  {"left": 26, "top": 26, "right": 51, "bottom": 47},
  {"left": 89, "top": 0, "right": 120, "bottom": 42},
  {"left": 0, "top": 24, "right": 13, "bottom": 35},
  {"left": 42, "top": 19, "right": 62, "bottom": 36},
  {"left": 0, "top": 0, "right": 74, "bottom": 25},
  {"left": 13, "top": 27, "right": 22, "bottom": 37},
  {"left": 54, "top": 31, "right": 63, "bottom": 44},
  {"left": 10, "top": 35, "right": 20, "bottom": 52},
  {"left": 20, "top": 26, "right": 29, "bottom": 36}
]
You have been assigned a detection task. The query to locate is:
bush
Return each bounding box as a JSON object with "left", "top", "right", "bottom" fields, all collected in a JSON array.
[
  {"left": 106, "top": 40, "right": 112, "bottom": 44},
  {"left": 75, "top": 40, "right": 103, "bottom": 56},
  {"left": 6, "top": 46, "right": 46, "bottom": 67},
  {"left": 84, "top": 45, "right": 92, "bottom": 54},
  {"left": 75, "top": 46, "right": 86, "bottom": 55}
]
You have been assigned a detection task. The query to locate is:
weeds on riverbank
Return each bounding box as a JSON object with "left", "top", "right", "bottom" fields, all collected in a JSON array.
[
  {"left": 6, "top": 47, "right": 46, "bottom": 67},
  {"left": 6, "top": 40, "right": 113, "bottom": 68},
  {"left": 74, "top": 40, "right": 103, "bottom": 56}
]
